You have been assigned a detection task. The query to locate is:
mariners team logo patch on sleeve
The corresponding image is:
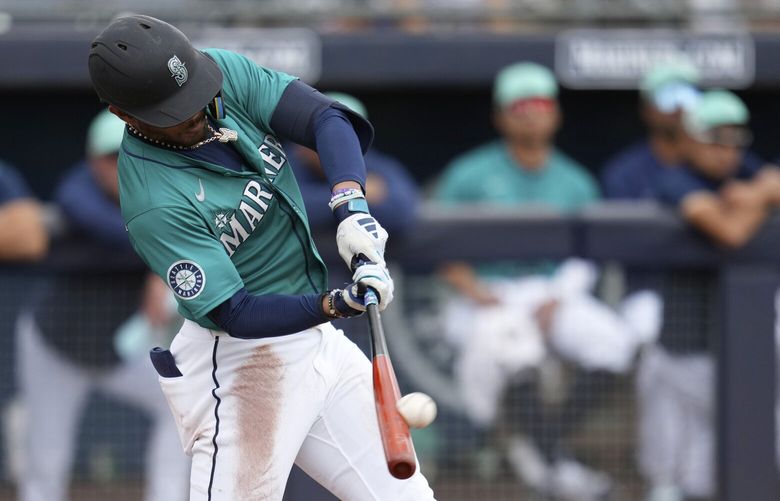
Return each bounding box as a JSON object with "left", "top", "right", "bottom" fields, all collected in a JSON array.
[{"left": 167, "top": 260, "right": 205, "bottom": 300}]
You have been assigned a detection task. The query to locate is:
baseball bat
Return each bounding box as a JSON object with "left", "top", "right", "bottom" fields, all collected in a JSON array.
[{"left": 364, "top": 288, "right": 417, "bottom": 480}]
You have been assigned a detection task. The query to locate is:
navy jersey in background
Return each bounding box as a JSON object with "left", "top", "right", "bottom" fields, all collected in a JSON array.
[{"left": 0, "top": 161, "right": 32, "bottom": 204}]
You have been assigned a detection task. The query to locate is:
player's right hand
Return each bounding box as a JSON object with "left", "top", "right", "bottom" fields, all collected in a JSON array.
[{"left": 344, "top": 262, "right": 394, "bottom": 311}]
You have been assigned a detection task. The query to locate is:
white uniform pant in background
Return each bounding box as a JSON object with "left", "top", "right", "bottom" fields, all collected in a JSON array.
[
  {"left": 636, "top": 345, "right": 715, "bottom": 498},
  {"left": 161, "top": 320, "right": 435, "bottom": 501},
  {"left": 16, "top": 314, "right": 190, "bottom": 501},
  {"left": 443, "top": 265, "right": 648, "bottom": 427}
]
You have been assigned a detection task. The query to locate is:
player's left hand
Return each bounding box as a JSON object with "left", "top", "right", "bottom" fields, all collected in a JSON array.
[
  {"left": 345, "top": 262, "right": 394, "bottom": 311},
  {"left": 336, "top": 213, "right": 388, "bottom": 270}
]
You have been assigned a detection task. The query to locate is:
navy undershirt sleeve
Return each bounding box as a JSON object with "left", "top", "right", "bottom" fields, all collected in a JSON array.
[
  {"left": 313, "top": 107, "right": 367, "bottom": 189},
  {"left": 207, "top": 287, "right": 328, "bottom": 339},
  {"left": 270, "top": 80, "right": 373, "bottom": 154}
]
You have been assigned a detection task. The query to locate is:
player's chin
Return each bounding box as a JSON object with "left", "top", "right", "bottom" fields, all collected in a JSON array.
[
  {"left": 181, "top": 125, "right": 208, "bottom": 144},
  {"left": 177, "top": 113, "right": 207, "bottom": 137}
]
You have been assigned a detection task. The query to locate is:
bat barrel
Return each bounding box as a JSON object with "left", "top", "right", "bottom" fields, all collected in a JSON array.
[
  {"left": 363, "top": 286, "right": 417, "bottom": 480},
  {"left": 373, "top": 354, "right": 417, "bottom": 479}
]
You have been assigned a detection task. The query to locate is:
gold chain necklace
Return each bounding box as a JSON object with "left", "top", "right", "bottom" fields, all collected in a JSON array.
[{"left": 128, "top": 124, "right": 238, "bottom": 150}]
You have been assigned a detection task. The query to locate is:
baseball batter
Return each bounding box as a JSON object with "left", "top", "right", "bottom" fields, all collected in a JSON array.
[{"left": 88, "top": 15, "right": 434, "bottom": 501}]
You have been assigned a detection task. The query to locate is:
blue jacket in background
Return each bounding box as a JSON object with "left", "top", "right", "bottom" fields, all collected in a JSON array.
[
  {"left": 657, "top": 151, "right": 765, "bottom": 206},
  {"left": 0, "top": 161, "right": 32, "bottom": 204},
  {"left": 56, "top": 162, "right": 129, "bottom": 248},
  {"left": 34, "top": 161, "right": 141, "bottom": 368},
  {"left": 604, "top": 145, "right": 766, "bottom": 354},
  {"left": 601, "top": 141, "right": 671, "bottom": 200}
]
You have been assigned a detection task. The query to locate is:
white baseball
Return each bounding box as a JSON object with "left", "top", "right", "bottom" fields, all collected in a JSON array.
[{"left": 396, "top": 392, "right": 437, "bottom": 428}]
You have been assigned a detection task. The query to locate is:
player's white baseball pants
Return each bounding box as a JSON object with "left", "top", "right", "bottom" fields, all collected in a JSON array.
[
  {"left": 443, "top": 267, "right": 644, "bottom": 427},
  {"left": 636, "top": 345, "right": 714, "bottom": 498},
  {"left": 159, "top": 319, "right": 435, "bottom": 501},
  {"left": 16, "top": 314, "right": 190, "bottom": 501}
]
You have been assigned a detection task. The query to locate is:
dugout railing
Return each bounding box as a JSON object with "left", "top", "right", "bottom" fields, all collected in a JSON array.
[{"left": 0, "top": 202, "right": 776, "bottom": 500}]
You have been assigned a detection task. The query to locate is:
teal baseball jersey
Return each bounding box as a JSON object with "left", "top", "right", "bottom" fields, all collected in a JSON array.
[
  {"left": 435, "top": 140, "right": 599, "bottom": 212},
  {"left": 434, "top": 140, "right": 598, "bottom": 278},
  {"left": 118, "top": 49, "right": 327, "bottom": 328}
]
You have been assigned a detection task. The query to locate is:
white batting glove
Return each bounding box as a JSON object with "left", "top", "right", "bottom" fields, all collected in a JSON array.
[
  {"left": 342, "top": 262, "right": 395, "bottom": 311},
  {"left": 336, "top": 213, "right": 389, "bottom": 270}
]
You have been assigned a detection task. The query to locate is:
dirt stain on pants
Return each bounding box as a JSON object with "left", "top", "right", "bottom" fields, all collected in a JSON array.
[{"left": 233, "top": 344, "right": 284, "bottom": 499}]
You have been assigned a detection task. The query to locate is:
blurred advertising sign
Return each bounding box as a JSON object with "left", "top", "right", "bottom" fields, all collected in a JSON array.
[
  {"left": 192, "top": 28, "right": 321, "bottom": 83},
  {"left": 556, "top": 29, "right": 754, "bottom": 89}
]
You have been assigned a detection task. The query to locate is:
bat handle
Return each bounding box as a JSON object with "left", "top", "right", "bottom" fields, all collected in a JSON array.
[
  {"left": 352, "top": 254, "right": 382, "bottom": 309},
  {"left": 363, "top": 288, "right": 379, "bottom": 307}
]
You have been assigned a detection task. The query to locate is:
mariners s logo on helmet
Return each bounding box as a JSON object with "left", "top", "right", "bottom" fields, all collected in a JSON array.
[{"left": 167, "top": 55, "right": 188, "bottom": 87}]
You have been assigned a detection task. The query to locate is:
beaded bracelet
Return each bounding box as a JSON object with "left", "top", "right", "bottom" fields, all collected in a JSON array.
[
  {"left": 328, "top": 187, "right": 364, "bottom": 212},
  {"left": 323, "top": 289, "right": 347, "bottom": 319}
]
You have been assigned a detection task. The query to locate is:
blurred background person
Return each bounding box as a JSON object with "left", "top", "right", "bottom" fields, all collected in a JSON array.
[
  {"left": 660, "top": 89, "right": 780, "bottom": 248},
  {"left": 289, "top": 91, "right": 420, "bottom": 236},
  {"left": 0, "top": 161, "right": 48, "bottom": 262},
  {"left": 636, "top": 89, "right": 780, "bottom": 501},
  {"left": 14, "top": 109, "right": 189, "bottom": 501},
  {"left": 0, "top": 159, "right": 49, "bottom": 495},
  {"left": 431, "top": 61, "right": 651, "bottom": 500},
  {"left": 602, "top": 60, "right": 702, "bottom": 200}
]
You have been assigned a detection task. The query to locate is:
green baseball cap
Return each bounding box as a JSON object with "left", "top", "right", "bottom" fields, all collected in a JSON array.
[
  {"left": 325, "top": 92, "right": 368, "bottom": 119},
  {"left": 684, "top": 89, "right": 749, "bottom": 131},
  {"left": 493, "top": 62, "right": 558, "bottom": 108},
  {"left": 87, "top": 109, "right": 126, "bottom": 157},
  {"left": 641, "top": 61, "right": 701, "bottom": 113},
  {"left": 641, "top": 60, "right": 700, "bottom": 96},
  {"left": 683, "top": 90, "right": 751, "bottom": 146}
]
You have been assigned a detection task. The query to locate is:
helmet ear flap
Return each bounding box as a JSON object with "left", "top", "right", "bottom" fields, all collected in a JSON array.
[{"left": 207, "top": 92, "right": 226, "bottom": 120}]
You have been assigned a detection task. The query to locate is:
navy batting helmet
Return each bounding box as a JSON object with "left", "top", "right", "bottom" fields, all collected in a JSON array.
[{"left": 88, "top": 15, "right": 223, "bottom": 128}]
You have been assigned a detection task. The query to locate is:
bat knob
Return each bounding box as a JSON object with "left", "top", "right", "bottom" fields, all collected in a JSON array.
[{"left": 390, "top": 461, "right": 415, "bottom": 480}]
